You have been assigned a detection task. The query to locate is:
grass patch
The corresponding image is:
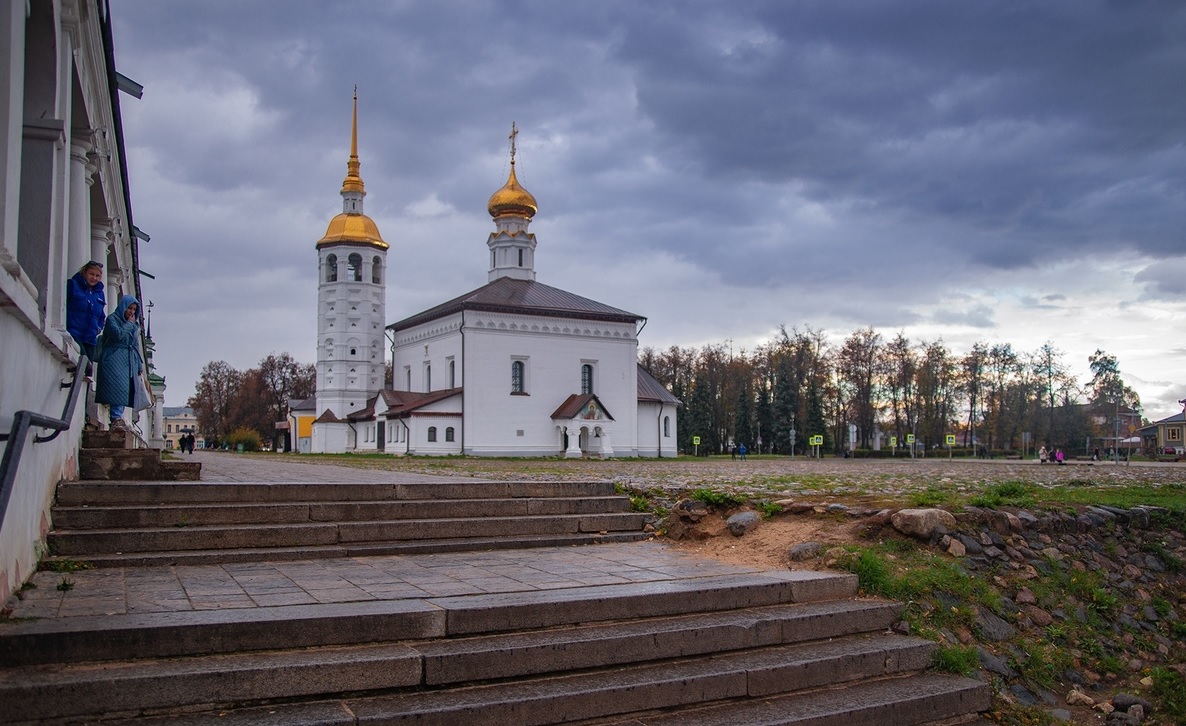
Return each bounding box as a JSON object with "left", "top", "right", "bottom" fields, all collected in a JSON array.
[
  {"left": 56, "top": 577, "right": 74, "bottom": 592},
  {"left": 1151, "top": 667, "right": 1186, "bottom": 722},
  {"left": 968, "top": 481, "right": 1035, "bottom": 508},
  {"left": 40, "top": 559, "right": 93, "bottom": 573},
  {"left": 756, "top": 501, "right": 781, "bottom": 518},
  {"left": 933, "top": 645, "right": 979, "bottom": 676},
  {"left": 909, "top": 487, "right": 955, "bottom": 508}
]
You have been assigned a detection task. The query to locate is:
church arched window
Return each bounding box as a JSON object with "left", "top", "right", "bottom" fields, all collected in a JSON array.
[
  {"left": 581, "top": 364, "right": 594, "bottom": 395},
  {"left": 449, "top": 360, "right": 455, "bottom": 389},
  {"left": 348, "top": 253, "right": 362, "bottom": 282},
  {"left": 445, "top": 427, "right": 455, "bottom": 442},
  {"left": 325, "top": 254, "right": 338, "bottom": 282},
  {"left": 428, "top": 426, "right": 437, "bottom": 442},
  {"left": 664, "top": 415, "right": 670, "bottom": 438},
  {"left": 511, "top": 360, "right": 525, "bottom": 394},
  {"left": 372, "top": 256, "right": 382, "bottom": 284}
]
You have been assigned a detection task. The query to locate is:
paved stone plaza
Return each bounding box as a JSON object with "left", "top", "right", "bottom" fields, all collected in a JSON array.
[{"left": 12, "top": 454, "right": 756, "bottom": 620}]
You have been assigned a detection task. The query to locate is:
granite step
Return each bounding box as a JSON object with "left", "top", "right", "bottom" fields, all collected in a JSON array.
[
  {"left": 46, "top": 512, "right": 650, "bottom": 556},
  {"left": 54, "top": 479, "right": 619, "bottom": 505},
  {"left": 0, "top": 570, "right": 856, "bottom": 666},
  {"left": 0, "top": 599, "right": 899, "bottom": 722},
  {"left": 51, "top": 495, "right": 632, "bottom": 529},
  {"left": 41, "top": 530, "right": 650, "bottom": 568}
]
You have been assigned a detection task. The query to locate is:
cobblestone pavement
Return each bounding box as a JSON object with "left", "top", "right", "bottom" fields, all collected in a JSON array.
[
  {"left": 14, "top": 542, "right": 751, "bottom": 620},
  {"left": 233, "top": 450, "right": 1186, "bottom": 499}
]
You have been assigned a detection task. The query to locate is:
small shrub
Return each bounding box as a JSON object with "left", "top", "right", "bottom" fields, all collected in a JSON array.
[
  {"left": 56, "top": 578, "right": 74, "bottom": 592},
  {"left": 227, "top": 427, "right": 262, "bottom": 452},
  {"left": 757, "top": 501, "right": 781, "bottom": 518},
  {"left": 690, "top": 488, "right": 745, "bottom": 509}
]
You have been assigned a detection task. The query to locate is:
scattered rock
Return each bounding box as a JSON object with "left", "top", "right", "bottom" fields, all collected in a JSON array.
[
  {"left": 726, "top": 511, "right": 761, "bottom": 537},
  {"left": 890, "top": 508, "right": 957, "bottom": 540},
  {"left": 787, "top": 542, "right": 823, "bottom": 562},
  {"left": 974, "top": 608, "right": 1017, "bottom": 641},
  {"left": 1066, "top": 689, "right": 1094, "bottom": 706}
]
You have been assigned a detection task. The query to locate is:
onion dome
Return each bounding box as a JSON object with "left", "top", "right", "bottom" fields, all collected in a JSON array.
[
  {"left": 487, "top": 162, "right": 538, "bottom": 220},
  {"left": 317, "top": 213, "right": 388, "bottom": 249}
]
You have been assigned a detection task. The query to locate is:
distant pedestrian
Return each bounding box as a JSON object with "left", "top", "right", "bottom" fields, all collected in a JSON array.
[
  {"left": 1038, "top": 445, "right": 1048, "bottom": 464},
  {"left": 739, "top": 444, "right": 747, "bottom": 461},
  {"left": 1055, "top": 448, "right": 1065, "bottom": 465}
]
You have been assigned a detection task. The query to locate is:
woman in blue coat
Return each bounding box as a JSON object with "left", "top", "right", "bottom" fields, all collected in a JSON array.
[
  {"left": 95, "top": 295, "right": 143, "bottom": 429},
  {"left": 65, "top": 261, "right": 106, "bottom": 362}
]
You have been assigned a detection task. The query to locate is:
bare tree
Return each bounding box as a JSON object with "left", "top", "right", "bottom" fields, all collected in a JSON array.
[{"left": 188, "top": 360, "right": 242, "bottom": 442}]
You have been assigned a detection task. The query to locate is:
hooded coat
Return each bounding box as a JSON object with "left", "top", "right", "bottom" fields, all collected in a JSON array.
[
  {"left": 65, "top": 271, "right": 106, "bottom": 347},
  {"left": 95, "top": 295, "right": 144, "bottom": 408}
]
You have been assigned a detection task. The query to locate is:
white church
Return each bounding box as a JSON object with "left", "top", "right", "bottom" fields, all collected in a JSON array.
[{"left": 310, "top": 99, "right": 679, "bottom": 457}]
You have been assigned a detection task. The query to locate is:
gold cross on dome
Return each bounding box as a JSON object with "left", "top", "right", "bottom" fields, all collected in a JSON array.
[{"left": 509, "top": 122, "right": 518, "bottom": 164}]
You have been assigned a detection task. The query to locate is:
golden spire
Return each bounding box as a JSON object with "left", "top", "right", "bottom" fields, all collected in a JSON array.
[
  {"left": 487, "top": 121, "right": 538, "bottom": 219},
  {"left": 340, "top": 86, "right": 365, "bottom": 195}
]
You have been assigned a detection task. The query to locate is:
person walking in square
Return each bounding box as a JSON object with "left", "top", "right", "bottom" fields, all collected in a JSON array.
[{"left": 95, "top": 295, "right": 143, "bottom": 430}]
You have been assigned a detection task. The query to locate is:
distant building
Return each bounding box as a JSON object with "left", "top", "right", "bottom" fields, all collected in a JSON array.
[
  {"left": 161, "top": 406, "right": 200, "bottom": 450},
  {"left": 309, "top": 107, "right": 679, "bottom": 456},
  {"left": 1139, "top": 411, "right": 1185, "bottom": 456}
]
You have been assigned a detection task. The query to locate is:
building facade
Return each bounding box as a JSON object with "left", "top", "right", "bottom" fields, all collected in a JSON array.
[{"left": 0, "top": 0, "right": 148, "bottom": 601}]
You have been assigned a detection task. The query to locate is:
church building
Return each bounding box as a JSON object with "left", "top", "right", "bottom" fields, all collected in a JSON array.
[{"left": 310, "top": 103, "right": 678, "bottom": 457}]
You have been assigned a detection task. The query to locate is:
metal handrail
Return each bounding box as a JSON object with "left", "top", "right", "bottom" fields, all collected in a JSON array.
[{"left": 0, "top": 355, "right": 89, "bottom": 528}]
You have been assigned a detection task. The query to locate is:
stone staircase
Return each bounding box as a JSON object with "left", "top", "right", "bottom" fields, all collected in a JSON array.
[
  {"left": 7, "top": 471, "right": 991, "bottom": 724},
  {"left": 0, "top": 568, "right": 989, "bottom": 724},
  {"left": 43, "top": 479, "right": 649, "bottom": 569},
  {"left": 78, "top": 429, "right": 201, "bottom": 482}
]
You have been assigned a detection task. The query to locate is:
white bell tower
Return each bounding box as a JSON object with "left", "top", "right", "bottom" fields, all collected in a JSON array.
[{"left": 313, "top": 89, "right": 388, "bottom": 447}]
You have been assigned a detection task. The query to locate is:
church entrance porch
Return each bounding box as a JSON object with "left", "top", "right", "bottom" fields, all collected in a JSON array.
[{"left": 560, "top": 423, "right": 614, "bottom": 459}]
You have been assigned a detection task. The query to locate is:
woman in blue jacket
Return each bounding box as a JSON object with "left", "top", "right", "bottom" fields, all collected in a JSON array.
[
  {"left": 95, "top": 295, "right": 143, "bottom": 429},
  {"left": 65, "top": 261, "right": 106, "bottom": 362}
]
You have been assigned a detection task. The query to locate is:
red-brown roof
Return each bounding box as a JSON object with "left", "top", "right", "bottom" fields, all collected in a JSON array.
[
  {"left": 551, "top": 393, "right": 615, "bottom": 421},
  {"left": 388, "top": 277, "right": 643, "bottom": 332}
]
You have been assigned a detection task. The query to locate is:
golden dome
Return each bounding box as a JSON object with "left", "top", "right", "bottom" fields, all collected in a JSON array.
[
  {"left": 316, "top": 212, "right": 389, "bottom": 249},
  {"left": 487, "top": 162, "right": 538, "bottom": 219}
]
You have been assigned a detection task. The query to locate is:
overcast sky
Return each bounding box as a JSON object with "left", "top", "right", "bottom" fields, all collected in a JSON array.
[{"left": 110, "top": 1, "right": 1186, "bottom": 420}]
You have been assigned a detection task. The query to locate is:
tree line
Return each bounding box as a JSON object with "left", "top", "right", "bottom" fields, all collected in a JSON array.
[
  {"left": 188, "top": 353, "right": 315, "bottom": 445},
  {"left": 640, "top": 327, "right": 1142, "bottom": 457},
  {"left": 187, "top": 330, "right": 1140, "bottom": 457}
]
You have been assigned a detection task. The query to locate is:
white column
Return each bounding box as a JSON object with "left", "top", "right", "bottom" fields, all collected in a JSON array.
[
  {"left": 149, "top": 382, "right": 166, "bottom": 450},
  {"left": 90, "top": 221, "right": 110, "bottom": 273},
  {"left": 564, "top": 424, "right": 582, "bottom": 458},
  {"left": 67, "top": 138, "right": 93, "bottom": 276},
  {"left": 598, "top": 429, "right": 614, "bottom": 459}
]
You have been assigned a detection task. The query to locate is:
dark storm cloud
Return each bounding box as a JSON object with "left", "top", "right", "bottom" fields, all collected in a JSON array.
[
  {"left": 605, "top": 1, "right": 1185, "bottom": 270},
  {"left": 110, "top": 0, "right": 1185, "bottom": 417}
]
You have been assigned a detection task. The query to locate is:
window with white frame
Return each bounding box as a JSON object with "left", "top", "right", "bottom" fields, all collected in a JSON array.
[
  {"left": 664, "top": 415, "right": 670, "bottom": 437},
  {"left": 581, "top": 363, "right": 594, "bottom": 395},
  {"left": 428, "top": 426, "right": 437, "bottom": 442},
  {"left": 445, "top": 427, "right": 455, "bottom": 442}
]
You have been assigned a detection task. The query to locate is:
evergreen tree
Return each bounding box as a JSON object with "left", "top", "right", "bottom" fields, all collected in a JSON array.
[{"left": 734, "top": 383, "right": 754, "bottom": 452}]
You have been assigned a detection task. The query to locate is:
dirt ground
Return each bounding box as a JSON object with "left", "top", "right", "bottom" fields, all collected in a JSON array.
[{"left": 665, "top": 513, "right": 866, "bottom": 569}]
